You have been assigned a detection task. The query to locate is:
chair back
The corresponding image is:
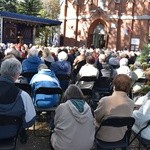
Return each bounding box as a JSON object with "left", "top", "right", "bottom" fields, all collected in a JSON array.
[
  {"left": 21, "top": 72, "right": 37, "bottom": 83},
  {"left": 95, "top": 116, "right": 135, "bottom": 144},
  {"left": 94, "top": 76, "right": 113, "bottom": 89},
  {"left": 0, "top": 115, "right": 21, "bottom": 150},
  {"left": 93, "top": 76, "right": 113, "bottom": 98},
  {"left": 35, "top": 87, "right": 62, "bottom": 95},
  {"left": 33, "top": 87, "right": 63, "bottom": 136},
  {"left": 15, "top": 83, "right": 32, "bottom": 96},
  {"left": 76, "top": 76, "right": 97, "bottom": 85},
  {"left": 101, "top": 116, "right": 134, "bottom": 127},
  {"left": 56, "top": 74, "right": 71, "bottom": 91},
  {"left": 34, "top": 87, "right": 63, "bottom": 107},
  {"left": 75, "top": 76, "right": 97, "bottom": 107},
  {"left": 132, "top": 78, "right": 148, "bottom": 87}
]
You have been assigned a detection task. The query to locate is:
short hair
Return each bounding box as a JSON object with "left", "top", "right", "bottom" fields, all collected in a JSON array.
[
  {"left": 113, "top": 74, "right": 132, "bottom": 93},
  {"left": 99, "top": 54, "right": 106, "bottom": 62},
  {"left": 38, "top": 64, "right": 48, "bottom": 71},
  {"left": 58, "top": 51, "right": 68, "bottom": 61},
  {"left": 86, "top": 56, "right": 95, "bottom": 64},
  {"left": 62, "top": 84, "right": 85, "bottom": 102},
  {"left": 119, "top": 58, "right": 128, "bottom": 66},
  {"left": 42, "top": 47, "right": 50, "bottom": 58},
  {"left": 0, "top": 58, "right": 22, "bottom": 77},
  {"left": 28, "top": 47, "right": 39, "bottom": 56}
]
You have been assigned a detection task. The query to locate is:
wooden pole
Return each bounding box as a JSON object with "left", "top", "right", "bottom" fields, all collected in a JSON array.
[
  {"left": 116, "top": 1, "right": 122, "bottom": 51},
  {"left": 75, "top": 3, "right": 79, "bottom": 46},
  {"left": 63, "top": 0, "right": 68, "bottom": 45},
  {"left": 129, "top": 0, "right": 135, "bottom": 51}
]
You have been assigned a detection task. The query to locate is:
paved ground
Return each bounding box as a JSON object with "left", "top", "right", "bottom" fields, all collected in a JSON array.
[
  {"left": 19, "top": 122, "right": 51, "bottom": 150},
  {"left": 18, "top": 122, "right": 142, "bottom": 150}
]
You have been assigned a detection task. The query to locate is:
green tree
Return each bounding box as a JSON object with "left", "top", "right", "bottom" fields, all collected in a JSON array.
[
  {"left": 36, "top": 0, "right": 60, "bottom": 46},
  {"left": 136, "top": 44, "right": 150, "bottom": 63},
  {"left": 17, "top": 0, "right": 42, "bottom": 16},
  {"left": 0, "top": 0, "right": 17, "bottom": 12},
  {"left": 41, "top": 0, "right": 60, "bottom": 19}
]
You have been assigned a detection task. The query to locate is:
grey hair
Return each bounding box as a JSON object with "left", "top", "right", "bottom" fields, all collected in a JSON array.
[
  {"left": 0, "top": 58, "right": 22, "bottom": 77},
  {"left": 38, "top": 64, "right": 48, "bottom": 71},
  {"left": 28, "top": 47, "right": 39, "bottom": 56},
  {"left": 62, "top": 84, "right": 85, "bottom": 102}
]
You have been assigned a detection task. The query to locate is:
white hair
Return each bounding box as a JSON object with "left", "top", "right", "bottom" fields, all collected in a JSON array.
[
  {"left": 58, "top": 51, "right": 68, "bottom": 61},
  {"left": 119, "top": 58, "right": 128, "bottom": 66}
]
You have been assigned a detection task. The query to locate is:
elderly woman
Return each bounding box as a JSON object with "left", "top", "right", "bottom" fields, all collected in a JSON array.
[
  {"left": 22, "top": 46, "right": 43, "bottom": 73},
  {"left": 51, "top": 51, "right": 71, "bottom": 90},
  {"left": 132, "top": 61, "right": 146, "bottom": 94},
  {"left": 94, "top": 74, "right": 135, "bottom": 142},
  {"left": 41, "top": 47, "right": 55, "bottom": 68},
  {"left": 116, "top": 58, "right": 133, "bottom": 78},
  {"left": 51, "top": 84, "right": 95, "bottom": 150}
]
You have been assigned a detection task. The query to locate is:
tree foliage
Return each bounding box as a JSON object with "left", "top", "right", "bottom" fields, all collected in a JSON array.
[
  {"left": 17, "top": 0, "right": 42, "bottom": 16},
  {"left": 35, "top": 0, "right": 60, "bottom": 46},
  {"left": 41, "top": 0, "right": 60, "bottom": 19},
  {"left": 136, "top": 44, "right": 150, "bottom": 63},
  {"left": 0, "top": 0, "right": 17, "bottom": 12}
]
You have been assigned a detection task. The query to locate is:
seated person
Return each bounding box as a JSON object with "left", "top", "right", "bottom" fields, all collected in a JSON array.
[
  {"left": 22, "top": 46, "right": 43, "bottom": 73},
  {"left": 95, "top": 53, "right": 115, "bottom": 78},
  {"left": 30, "top": 64, "right": 60, "bottom": 108},
  {"left": 51, "top": 51, "right": 71, "bottom": 91},
  {"left": 94, "top": 74, "right": 135, "bottom": 142},
  {"left": 116, "top": 58, "right": 133, "bottom": 78},
  {"left": 51, "top": 84, "right": 95, "bottom": 150},
  {"left": 0, "top": 57, "right": 36, "bottom": 143},
  {"left": 132, "top": 91, "right": 150, "bottom": 140},
  {"left": 21, "top": 47, "right": 43, "bottom": 82},
  {"left": 41, "top": 47, "right": 55, "bottom": 68},
  {"left": 77, "top": 55, "right": 99, "bottom": 89},
  {"left": 132, "top": 61, "right": 146, "bottom": 94},
  {"left": 72, "top": 48, "right": 86, "bottom": 82}
]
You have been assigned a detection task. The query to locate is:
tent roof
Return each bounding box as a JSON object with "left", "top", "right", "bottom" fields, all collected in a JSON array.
[{"left": 0, "top": 11, "right": 62, "bottom": 26}]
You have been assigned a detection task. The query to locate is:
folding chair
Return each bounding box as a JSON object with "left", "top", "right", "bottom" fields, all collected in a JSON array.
[
  {"left": 93, "top": 76, "right": 113, "bottom": 97},
  {"left": 0, "top": 115, "right": 22, "bottom": 150},
  {"left": 131, "top": 78, "right": 148, "bottom": 100},
  {"left": 92, "top": 76, "right": 113, "bottom": 109},
  {"left": 33, "top": 87, "right": 63, "bottom": 137},
  {"left": 94, "top": 116, "right": 135, "bottom": 150},
  {"left": 129, "top": 120, "right": 150, "bottom": 150},
  {"left": 21, "top": 72, "right": 37, "bottom": 83},
  {"left": 15, "top": 83, "right": 32, "bottom": 96},
  {"left": 76, "top": 76, "right": 97, "bottom": 106},
  {"left": 56, "top": 74, "right": 71, "bottom": 92}
]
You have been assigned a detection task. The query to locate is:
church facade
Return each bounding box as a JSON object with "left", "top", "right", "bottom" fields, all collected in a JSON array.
[{"left": 59, "top": 0, "right": 150, "bottom": 50}]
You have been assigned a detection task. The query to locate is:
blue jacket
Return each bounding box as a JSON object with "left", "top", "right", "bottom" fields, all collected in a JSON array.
[
  {"left": 51, "top": 61, "right": 71, "bottom": 90},
  {"left": 22, "top": 56, "right": 43, "bottom": 72},
  {"left": 51, "top": 60, "right": 71, "bottom": 75},
  {"left": 30, "top": 69, "right": 60, "bottom": 108},
  {"left": 0, "top": 76, "right": 36, "bottom": 139}
]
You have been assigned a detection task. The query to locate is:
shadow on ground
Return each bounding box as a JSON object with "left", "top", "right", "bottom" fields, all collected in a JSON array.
[
  {"left": 18, "top": 122, "right": 51, "bottom": 150},
  {"left": 18, "top": 121, "right": 145, "bottom": 150}
]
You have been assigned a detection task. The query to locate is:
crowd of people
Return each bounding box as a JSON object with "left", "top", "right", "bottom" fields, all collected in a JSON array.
[{"left": 0, "top": 42, "right": 150, "bottom": 149}]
